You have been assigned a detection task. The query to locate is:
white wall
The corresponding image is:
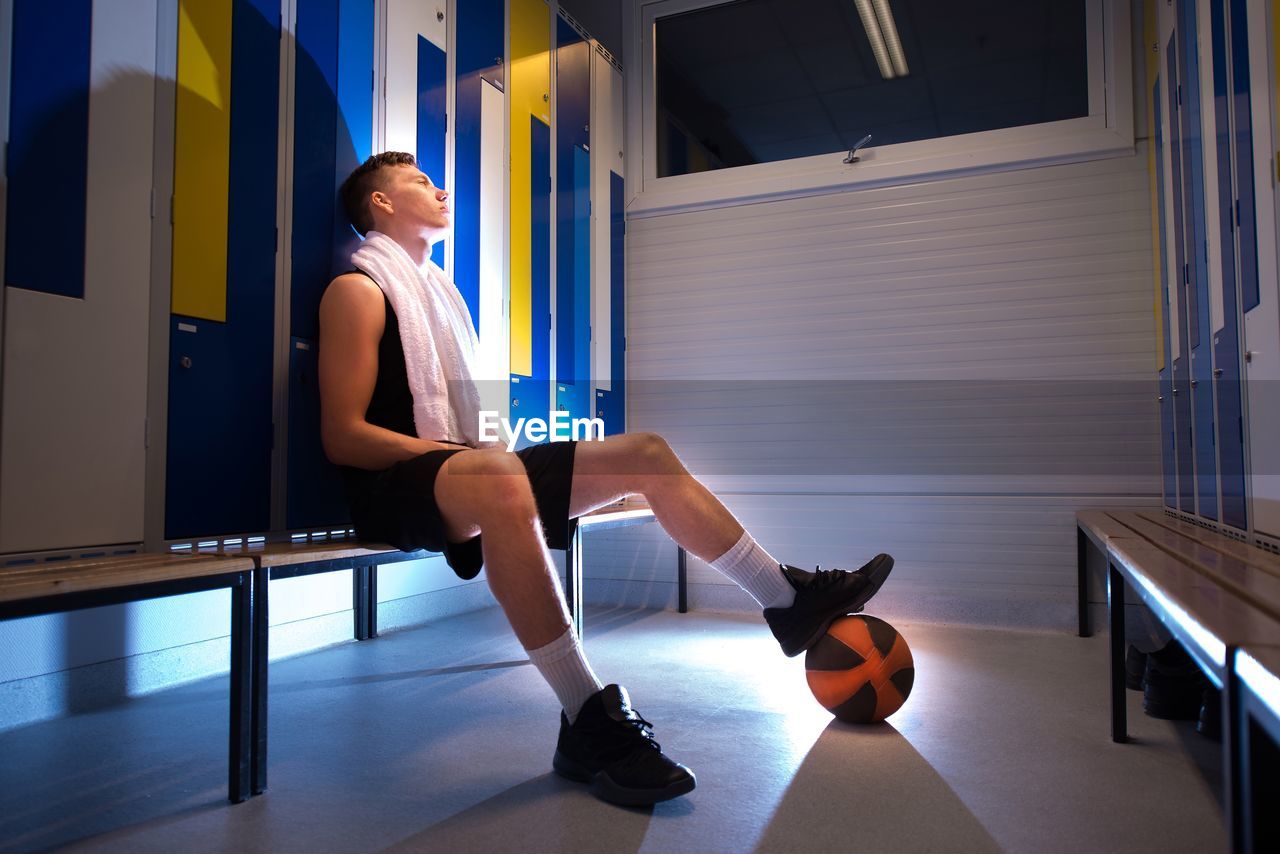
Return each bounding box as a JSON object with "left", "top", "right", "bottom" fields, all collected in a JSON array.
[{"left": 584, "top": 148, "right": 1162, "bottom": 629}]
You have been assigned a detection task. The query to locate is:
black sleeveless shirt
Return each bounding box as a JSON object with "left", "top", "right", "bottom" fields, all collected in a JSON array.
[{"left": 336, "top": 274, "right": 461, "bottom": 498}]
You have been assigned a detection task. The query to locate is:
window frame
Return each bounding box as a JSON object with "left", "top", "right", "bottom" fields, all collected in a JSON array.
[{"left": 622, "top": 0, "right": 1134, "bottom": 215}]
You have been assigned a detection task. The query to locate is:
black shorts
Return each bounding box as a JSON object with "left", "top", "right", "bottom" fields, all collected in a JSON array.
[{"left": 344, "top": 441, "right": 579, "bottom": 580}]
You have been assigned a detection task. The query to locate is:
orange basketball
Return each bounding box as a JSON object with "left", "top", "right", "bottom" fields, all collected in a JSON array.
[{"left": 805, "top": 615, "right": 914, "bottom": 723}]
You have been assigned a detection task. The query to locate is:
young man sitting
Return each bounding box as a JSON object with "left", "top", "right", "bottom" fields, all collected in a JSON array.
[{"left": 317, "top": 152, "right": 894, "bottom": 806}]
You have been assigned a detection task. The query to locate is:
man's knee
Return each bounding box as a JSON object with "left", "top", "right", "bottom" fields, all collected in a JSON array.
[
  {"left": 632, "top": 431, "right": 680, "bottom": 474},
  {"left": 465, "top": 451, "right": 538, "bottom": 521}
]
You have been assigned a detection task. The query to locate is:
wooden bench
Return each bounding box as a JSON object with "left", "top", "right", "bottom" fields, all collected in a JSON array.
[
  {"left": 1076, "top": 509, "right": 1280, "bottom": 853},
  {"left": 0, "top": 552, "right": 259, "bottom": 803}
]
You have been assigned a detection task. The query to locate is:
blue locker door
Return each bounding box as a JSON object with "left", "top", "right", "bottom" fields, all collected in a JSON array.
[
  {"left": 512, "top": 117, "right": 553, "bottom": 430},
  {"left": 287, "top": 0, "right": 373, "bottom": 529},
  {"left": 166, "top": 0, "right": 280, "bottom": 539},
  {"left": 555, "top": 20, "right": 591, "bottom": 423},
  {"left": 595, "top": 171, "right": 626, "bottom": 435},
  {"left": 1209, "top": 0, "right": 1249, "bottom": 529},
  {"left": 1166, "top": 36, "right": 1196, "bottom": 511},
  {"left": 4, "top": 0, "right": 91, "bottom": 298},
  {"left": 1154, "top": 76, "right": 1178, "bottom": 509},
  {"left": 1177, "top": 0, "right": 1219, "bottom": 520},
  {"left": 454, "top": 0, "right": 504, "bottom": 328},
  {"left": 287, "top": 339, "right": 350, "bottom": 527},
  {"left": 418, "top": 36, "right": 448, "bottom": 269}
]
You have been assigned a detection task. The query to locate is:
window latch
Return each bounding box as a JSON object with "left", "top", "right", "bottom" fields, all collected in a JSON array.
[{"left": 844, "top": 134, "right": 873, "bottom": 164}]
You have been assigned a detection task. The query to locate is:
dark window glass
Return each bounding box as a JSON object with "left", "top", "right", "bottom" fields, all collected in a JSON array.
[{"left": 655, "top": 0, "right": 1089, "bottom": 176}]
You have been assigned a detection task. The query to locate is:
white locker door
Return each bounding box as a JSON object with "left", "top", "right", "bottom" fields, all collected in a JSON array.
[
  {"left": 590, "top": 51, "right": 623, "bottom": 393},
  {"left": 476, "top": 78, "right": 509, "bottom": 416},
  {"left": 384, "top": 0, "right": 447, "bottom": 154},
  {"left": 0, "top": 0, "right": 157, "bottom": 553}
]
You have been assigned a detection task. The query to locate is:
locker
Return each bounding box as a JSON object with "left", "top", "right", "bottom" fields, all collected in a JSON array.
[
  {"left": 509, "top": 0, "right": 551, "bottom": 382},
  {"left": 164, "top": 0, "right": 278, "bottom": 540},
  {"left": 1, "top": 0, "right": 157, "bottom": 551},
  {"left": 417, "top": 36, "right": 447, "bottom": 270},
  {"left": 556, "top": 19, "right": 591, "bottom": 423},
  {"left": 1155, "top": 76, "right": 1178, "bottom": 508},
  {"left": 287, "top": 0, "right": 373, "bottom": 529},
  {"left": 1176, "top": 0, "right": 1220, "bottom": 520},
  {"left": 1167, "top": 29, "right": 1198, "bottom": 513},
  {"left": 595, "top": 170, "right": 626, "bottom": 436},
  {"left": 4, "top": 0, "right": 91, "bottom": 299},
  {"left": 1208, "top": 0, "right": 1251, "bottom": 530},
  {"left": 454, "top": 0, "right": 504, "bottom": 330},
  {"left": 286, "top": 339, "right": 349, "bottom": 529},
  {"left": 511, "top": 116, "right": 553, "bottom": 424}
]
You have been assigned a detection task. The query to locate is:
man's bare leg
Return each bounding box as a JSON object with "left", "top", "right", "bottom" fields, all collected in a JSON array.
[
  {"left": 570, "top": 432, "right": 894, "bottom": 654},
  {"left": 568, "top": 432, "right": 745, "bottom": 562},
  {"left": 434, "top": 447, "right": 572, "bottom": 649},
  {"left": 432, "top": 446, "right": 695, "bottom": 805}
]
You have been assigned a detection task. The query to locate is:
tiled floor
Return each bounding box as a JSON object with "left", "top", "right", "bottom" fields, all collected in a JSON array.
[{"left": 0, "top": 606, "right": 1225, "bottom": 852}]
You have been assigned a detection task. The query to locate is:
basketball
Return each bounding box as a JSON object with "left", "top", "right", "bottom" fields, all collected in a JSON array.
[{"left": 805, "top": 615, "right": 914, "bottom": 723}]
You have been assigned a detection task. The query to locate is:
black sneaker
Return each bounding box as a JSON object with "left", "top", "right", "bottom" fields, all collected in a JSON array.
[
  {"left": 762, "top": 554, "right": 895, "bottom": 657},
  {"left": 1197, "top": 685, "right": 1222, "bottom": 741},
  {"left": 1142, "top": 641, "right": 1206, "bottom": 720},
  {"left": 1125, "top": 645, "right": 1148, "bottom": 691},
  {"left": 553, "top": 685, "right": 696, "bottom": 807}
]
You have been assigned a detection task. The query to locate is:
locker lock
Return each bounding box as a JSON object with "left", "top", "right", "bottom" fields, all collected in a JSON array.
[
  {"left": 437, "top": 9, "right": 444, "bottom": 22},
  {"left": 180, "top": 356, "right": 192, "bottom": 369},
  {"left": 1214, "top": 368, "right": 1224, "bottom": 378},
  {"left": 1190, "top": 379, "right": 1198, "bottom": 388},
  {"left": 1245, "top": 351, "right": 1255, "bottom": 363}
]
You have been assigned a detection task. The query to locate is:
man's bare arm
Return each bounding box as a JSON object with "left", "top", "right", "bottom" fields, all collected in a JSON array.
[{"left": 318, "top": 273, "right": 455, "bottom": 469}]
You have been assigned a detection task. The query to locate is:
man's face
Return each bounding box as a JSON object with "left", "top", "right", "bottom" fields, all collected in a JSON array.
[{"left": 378, "top": 164, "right": 451, "bottom": 233}]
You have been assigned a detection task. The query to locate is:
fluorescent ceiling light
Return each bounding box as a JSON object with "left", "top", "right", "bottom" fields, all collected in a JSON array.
[
  {"left": 854, "top": 0, "right": 908, "bottom": 79},
  {"left": 853, "top": 0, "right": 895, "bottom": 78},
  {"left": 872, "top": 0, "right": 909, "bottom": 77}
]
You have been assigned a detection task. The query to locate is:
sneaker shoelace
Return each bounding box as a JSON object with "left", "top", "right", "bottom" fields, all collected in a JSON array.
[
  {"left": 803, "top": 564, "right": 853, "bottom": 590},
  {"left": 619, "top": 708, "right": 661, "bottom": 753}
]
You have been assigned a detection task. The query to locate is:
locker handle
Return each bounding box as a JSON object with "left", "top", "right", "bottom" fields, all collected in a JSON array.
[
  {"left": 1190, "top": 379, "right": 1198, "bottom": 388},
  {"left": 1213, "top": 368, "right": 1224, "bottom": 378}
]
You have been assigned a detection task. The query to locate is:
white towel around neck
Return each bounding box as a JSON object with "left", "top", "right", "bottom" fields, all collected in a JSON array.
[{"left": 351, "top": 231, "right": 483, "bottom": 447}]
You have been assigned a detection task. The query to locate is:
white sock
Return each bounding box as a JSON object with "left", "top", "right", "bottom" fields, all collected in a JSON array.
[
  {"left": 709, "top": 531, "right": 796, "bottom": 609},
  {"left": 527, "top": 627, "right": 604, "bottom": 723}
]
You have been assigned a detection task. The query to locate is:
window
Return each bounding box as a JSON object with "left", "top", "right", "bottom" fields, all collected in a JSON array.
[{"left": 628, "top": 0, "right": 1132, "bottom": 212}]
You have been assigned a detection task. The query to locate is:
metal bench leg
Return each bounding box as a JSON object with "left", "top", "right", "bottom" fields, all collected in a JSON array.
[
  {"left": 367, "top": 563, "right": 379, "bottom": 639},
  {"left": 1077, "top": 527, "right": 1091, "bottom": 637},
  {"left": 566, "top": 524, "right": 583, "bottom": 639},
  {"left": 353, "top": 565, "right": 371, "bottom": 641},
  {"left": 251, "top": 566, "right": 269, "bottom": 795},
  {"left": 1107, "top": 561, "right": 1127, "bottom": 743},
  {"left": 1226, "top": 648, "right": 1245, "bottom": 854},
  {"left": 677, "top": 546, "right": 688, "bottom": 613},
  {"left": 228, "top": 572, "right": 253, "bottom": 802}
]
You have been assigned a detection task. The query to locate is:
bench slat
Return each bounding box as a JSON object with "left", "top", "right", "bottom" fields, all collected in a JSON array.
[
  {"left": 1134, "top": 510, "right": 1280, "bottom": 580},
  {"left": 0, "top": 555, "right": 255, "bottom": 604},
  {"left": 1077, "top": 509, "right": 1142, "bottom": 553},
  {"left": 1109, "top": 512, "right": 1280, "bottom": 622},
  {"left": 206, "top": 541, "right": 402, "bottom": 569},
  {"left": 1108, "top": 540, "right": 1280, "bottom": 680},
  {"left": 0, "top": 552, "right": 198, "bottom": 580}
]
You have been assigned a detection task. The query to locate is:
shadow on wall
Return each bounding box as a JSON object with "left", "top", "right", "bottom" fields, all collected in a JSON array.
[{"left": 1, "top": 0, "right": 360, "bottom": 719}]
